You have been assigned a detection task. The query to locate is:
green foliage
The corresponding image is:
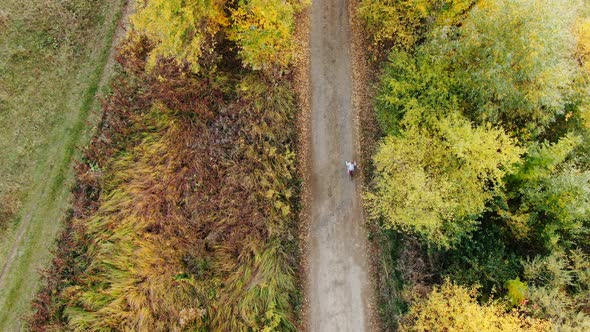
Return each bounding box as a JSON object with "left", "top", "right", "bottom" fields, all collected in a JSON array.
[
  {"left": 400, "top": 281, "right": 551, "bottom": 332},
  {"left": 438, "top": 224, "right": 521, "bottom": 294},
  {"left": 501, "top": 134, "right": 590, "bottom": 251},
  {"left": 375, "top": 0, "right": 584, "bottom": 139},
  {"left": 375, "top": 49, "right": 459, "bottom": 134},
  {"left": 457, "top": 0, "right": 580, "bottom": 136},
  {"left": 511, "top": 134, "right": 582, "bottom": 183},
  {"left": 522, "top": 251, "right": 590, "bottom": 331},
  {"left": 131, "top": 0, "right": 229, "bottom": 72},
  {"left": 524, "top": 166, "right": 590, "bottom": 244},
  {"left": 367, "top": 112, "right": 522, "bottom": 247},
  {"left": 506, "top": 278, "right": 528, "bottom": 307}
]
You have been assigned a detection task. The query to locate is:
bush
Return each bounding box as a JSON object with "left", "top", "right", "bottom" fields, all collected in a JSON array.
[
  {"left": 519, "top": 251, "right": 590, "bottom": 331},
  {"left": 502, "top": 134, "right": 590, "bottom": 251},
  {"left": 400, "top": 281, "right": 550, "bottom": 332},
  {"left": 438, "top": 224, "right": 521, "bottom": 294},
  {"left": 506, "top": 278, "right": 528, "bottom": 307}
]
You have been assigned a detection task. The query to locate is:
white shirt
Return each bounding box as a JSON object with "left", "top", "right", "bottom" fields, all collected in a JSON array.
[{"left": 346, "top": 161, "right": 356, "bottom": 171}]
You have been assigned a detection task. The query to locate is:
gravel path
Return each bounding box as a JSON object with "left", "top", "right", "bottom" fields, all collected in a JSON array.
[{"left": 308, "top": 0, "right": 374, "bottom": 330}]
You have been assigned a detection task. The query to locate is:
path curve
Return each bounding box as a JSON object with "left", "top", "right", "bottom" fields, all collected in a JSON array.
[{"left": 308, "top": 0, "right": 374, "bottom": 330}]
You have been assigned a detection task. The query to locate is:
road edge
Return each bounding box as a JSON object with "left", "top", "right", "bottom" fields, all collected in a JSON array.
[
  {"left": 293, "top": 4, "right": 312, "bottom": 331},
  {"left": 349, "top": 0, "right": 383, "bottom": 330}
]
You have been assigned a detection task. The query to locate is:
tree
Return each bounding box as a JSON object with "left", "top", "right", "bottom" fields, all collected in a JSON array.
[
  {"left": 400, "top": 281, "right": 551, "bottom": 332},
  {"left": 366, "top": 111, "right": 523, "bottom": 247},
  {"left": 454, "top": 0, "right": 580, "bottom": 136},
  {"left": 501, "top": 134, "right": 590, "bottom": 250},
  {"left": 229, "top": 0, "right": 304, "bottom": 73},
  {"left": 131, "top": 0, "right": 229, "bottom": 72},
  {"left": 357, "top": 0, "right": 476, "bottom": 50},
  {"left": 375, "top": 0, "right": 584, "bottom": 140}
]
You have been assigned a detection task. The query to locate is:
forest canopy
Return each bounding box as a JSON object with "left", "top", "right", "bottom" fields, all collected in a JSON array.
[{"left": 362, "top": 0, "right": 590, "bottom": 330}]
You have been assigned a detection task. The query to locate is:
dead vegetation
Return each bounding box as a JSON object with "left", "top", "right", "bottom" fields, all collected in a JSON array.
[{"left": 28, "top": 30, "right": 303, "bottom": 329}]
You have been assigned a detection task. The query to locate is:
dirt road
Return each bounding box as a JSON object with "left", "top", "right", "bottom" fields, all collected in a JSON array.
[{"left": 308, "top": 0, "right": 374, "bottom": 330}]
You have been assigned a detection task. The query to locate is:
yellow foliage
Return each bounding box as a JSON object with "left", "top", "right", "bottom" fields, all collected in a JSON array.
[
  {"left": 358, "top": 0, "right": 477, "bottom": 49},
  {"left": 230, "top": 0, "right": 306, "bottom": 73},
  {"left": 131, "top": 0, "right": 229, "bottom": 72},
  {"left": 367, "top": 112, "right": 523, "bottom": 246},
  {"left": 576, "top": 19, "right": 590, "bottom": 72},
  {"left": 401, "top": 281, "right": 551, "bottom": 332}
]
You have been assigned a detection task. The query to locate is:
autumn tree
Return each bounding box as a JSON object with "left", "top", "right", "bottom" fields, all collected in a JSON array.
[
  {"left": 366, "top": 111, "right": 522, "bottom": 247},
  {"left": 358, "top": 0, "right": 476, "bottom": 50},
  {"left": 132, "top": 0, "right": 229, "bottom": 72},
  {"left": 230, "top": 0, "right": 304, "bottom": 73},
  {"left": 375, "top": 0, "right": 584, "bottom": 140},
  {"left": 452, "top": 0, "right": 581, "bottom": 137},
  {"left": 400, "top": 281, "right": 551, "bottom": 332}
]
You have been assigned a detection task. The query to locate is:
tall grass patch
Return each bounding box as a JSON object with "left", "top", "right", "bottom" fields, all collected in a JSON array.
[{"left": 30, "top": 31, "right": 303, "bottom": 329}]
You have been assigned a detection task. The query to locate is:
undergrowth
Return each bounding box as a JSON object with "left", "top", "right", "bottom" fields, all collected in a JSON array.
[{"left": 29, "top": 32, "right": 302, "bottom": 330}]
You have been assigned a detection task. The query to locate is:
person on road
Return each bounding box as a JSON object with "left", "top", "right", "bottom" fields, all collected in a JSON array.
[{"left": 345, "top": 160, "right": 357, "bottom": 179}]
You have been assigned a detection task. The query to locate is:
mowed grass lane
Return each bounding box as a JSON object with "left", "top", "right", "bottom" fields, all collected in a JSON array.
[{"left": 0, "top": 0, "right": 125, "bottom": 329}]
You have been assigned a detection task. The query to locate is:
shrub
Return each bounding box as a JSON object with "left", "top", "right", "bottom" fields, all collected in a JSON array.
[
  {"left": 400, "top": 281, "right": 551, "bottom": 332},
  {"left": 506, "top": 278, "right": 528, "bottom": 307},
  {"left": 438, "top": 224, "right": 521, "bottom": 294},
  {"left": 520, "top": 251, "right": 590, "bottom": 331}
]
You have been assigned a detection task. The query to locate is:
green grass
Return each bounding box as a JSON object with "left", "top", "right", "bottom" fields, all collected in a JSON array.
[{"left": 0, "top": 0, "right": 126, "bottom": 330}]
